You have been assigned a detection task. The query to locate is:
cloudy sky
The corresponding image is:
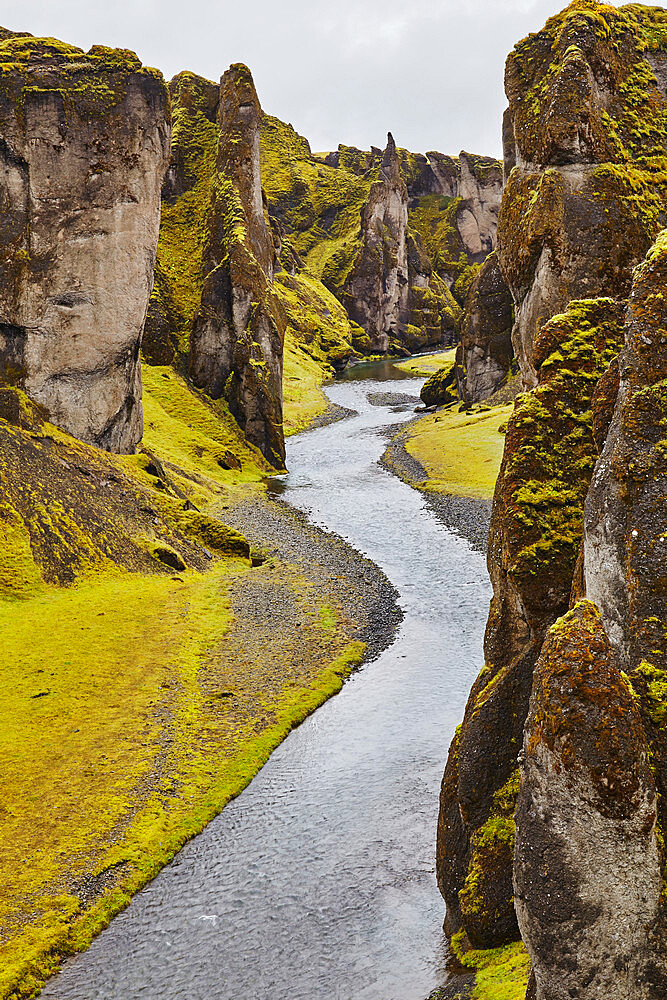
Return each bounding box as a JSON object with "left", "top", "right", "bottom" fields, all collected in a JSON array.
[{"left": 2, "top": 1, "right": 619, "bottom": 158}]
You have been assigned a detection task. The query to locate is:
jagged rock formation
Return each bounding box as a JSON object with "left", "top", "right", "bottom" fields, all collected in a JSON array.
[
  {"left": 260, "top": 117, "right": 501, "bottom": 354},
  {"left": 499, "top": 0, "right": 667, "bottom": 389},
  {"left": 438, "top": 3, "right": 667, "bottom": 990},
  {"left": 187, "top": 65, "right": 285, "bottom": 468},
  {"left": 0, "top": 30, "right": 170, "bottom": 453},
  {"left": 341, "top": 134, "right": 408, "bottom": 353},
  {"left": 455, "top": 252, "right": 514, "bottom": 405},
  {"left": 147, "top": 70, "right": 357, "bottom": 460}
]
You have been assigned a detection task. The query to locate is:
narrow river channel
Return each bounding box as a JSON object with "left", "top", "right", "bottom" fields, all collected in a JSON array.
[{"left": 44, "top": 362, "right": 491, "bottom": 1000}]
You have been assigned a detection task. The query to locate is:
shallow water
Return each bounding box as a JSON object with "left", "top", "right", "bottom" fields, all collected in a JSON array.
[{"left": 44, "top": 368, "right": 490, "bottom": 1000}]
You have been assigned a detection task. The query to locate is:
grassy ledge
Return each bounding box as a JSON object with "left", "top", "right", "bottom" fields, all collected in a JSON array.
[
  {"left": 389, "top": 403, "right": 512, "bottom": 500},
  {"left": 393, "top": 348, "right": 457, "bottom": 378}
]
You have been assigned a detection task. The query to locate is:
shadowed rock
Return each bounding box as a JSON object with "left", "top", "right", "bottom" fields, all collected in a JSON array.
[{"left": 456, "top": 251, "right": 513, "bottom": 404}]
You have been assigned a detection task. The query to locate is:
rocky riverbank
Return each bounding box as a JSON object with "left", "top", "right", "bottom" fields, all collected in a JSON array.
[{"left": 1, "top": 473, "right": 401, "bottom": 998}]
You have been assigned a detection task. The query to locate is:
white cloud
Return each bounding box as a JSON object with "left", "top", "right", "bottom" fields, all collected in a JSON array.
[{"left": 2, "top": 0, "right": 623, "bottom": 157}]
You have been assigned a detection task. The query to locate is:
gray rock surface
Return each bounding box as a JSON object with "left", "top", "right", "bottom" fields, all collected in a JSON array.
[
  {"left": 343, "top": 134, "right": 410, "bottom": 353},
  {"left": 0, "top": 32, "right": 170, "bottom": 453},
  {"left": 189, "top": 64, "right": 285, "bottom": 468}
]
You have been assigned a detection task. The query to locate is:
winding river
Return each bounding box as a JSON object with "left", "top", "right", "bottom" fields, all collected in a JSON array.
[{"left": 44, "top": 363, "right": 491, "bottom": 1000}]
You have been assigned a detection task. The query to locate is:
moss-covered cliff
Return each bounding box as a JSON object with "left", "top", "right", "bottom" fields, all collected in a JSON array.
[{"left": 438, "top": 4, "right": 667, "bottom": 996}]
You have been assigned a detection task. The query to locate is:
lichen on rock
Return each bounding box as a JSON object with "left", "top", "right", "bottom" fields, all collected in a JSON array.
[{"left": 188, "top": 64, "right": 286, "bottom": 469}]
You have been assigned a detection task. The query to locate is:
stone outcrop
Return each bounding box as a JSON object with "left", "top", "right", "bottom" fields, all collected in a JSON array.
[
  {"left": 437, "top": 2, "right": 667, "bottom": 985},
  {"left": 498, "top": 0, "right": 667, "bottom": 388},
  {"left": 515, "top": 601, "right": 662, "bottom": 1000},
  {"left": 259, "top": 116, "right": 500, "bottom": 355},
  {"left": 341, "top": 134, "right": 409, "bottom": 353},
  {"left": 189, "top": 65, "right": 285, "bottom": 468},
  {"left": 0, "top": 31, "right": 170, "bottom": 453},
  {"left": 455, "top": 251, "right": 514, "bottom": 404}
]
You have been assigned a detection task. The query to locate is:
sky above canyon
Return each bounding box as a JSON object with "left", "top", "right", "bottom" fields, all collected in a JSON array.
[{"left": 3, "top": 0, "right": 621, "bottom": 158}]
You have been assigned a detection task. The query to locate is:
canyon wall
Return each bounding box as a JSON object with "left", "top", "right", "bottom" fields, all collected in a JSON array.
[
  {"left": 0, "top": 30, "right": 170, "bottom": 453},
  {"left": 189, "top": 64, "right": 285, "bottom": 468},
  {"left": 438, "top": 3, "right": 667, "bottom": 993},
  {"left": 260, "top": 120, "right": 502, "bottom": 355}
]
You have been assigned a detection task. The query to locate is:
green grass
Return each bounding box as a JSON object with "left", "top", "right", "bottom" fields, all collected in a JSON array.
[
  {"left": 402, "top": 404, "right": 512, "bottom": 499},
  {"left": 0, "top": 558, "right": 367, "bottom": 998},
  {"left": 394, "top": 348, "right": 457, "bottom": 377}
]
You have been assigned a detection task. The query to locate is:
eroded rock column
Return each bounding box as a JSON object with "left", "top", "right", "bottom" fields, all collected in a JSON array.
[{"left": 0, "top": 31, "right": 170, "bottom": 452}]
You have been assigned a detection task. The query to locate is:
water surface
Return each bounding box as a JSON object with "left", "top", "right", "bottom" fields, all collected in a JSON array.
[{"left": 44, "top": 368, "right": 490, "bottom": 1000}]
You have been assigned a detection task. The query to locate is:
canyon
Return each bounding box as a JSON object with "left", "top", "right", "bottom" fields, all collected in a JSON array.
[{"left": 0, "top": 3, "right": 666, "bottom": 1000}]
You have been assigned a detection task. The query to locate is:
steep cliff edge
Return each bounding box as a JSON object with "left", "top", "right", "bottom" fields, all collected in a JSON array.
[
  {"left": 437, "top": 3, "right": 667, "bottom": 994},
  {"left": 188, "top": 65, "right": 286, "bottom": 468},
  {"left": 0, "top": 31, "right": 170, "bottom": 453},
  {"left": 260, "top": 118, "right": 501, "bottom": 356}
]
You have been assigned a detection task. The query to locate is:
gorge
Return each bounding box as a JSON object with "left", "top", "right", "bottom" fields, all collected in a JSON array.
[{"left": 1, "top": 3, "right": 666, "bottom": 1000}]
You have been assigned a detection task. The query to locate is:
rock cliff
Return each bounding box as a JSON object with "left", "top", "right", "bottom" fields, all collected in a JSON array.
[
  {"left": 260, "top": 117, "right": 501, "bottom": 355},
  {"left": 438, "top": 3, "right": 667, "bottom": 992},
  {"left": 0, "top": 31, "right": 170, "bottom": 453},
  {"left": 455, "top": 251, "right": 514, "bottom": 405},
  {"left": 189, "top": 65, "right": 285, "bottom": 468}
]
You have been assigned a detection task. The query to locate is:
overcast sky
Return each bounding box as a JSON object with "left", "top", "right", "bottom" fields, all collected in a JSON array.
[{"left": 2, "top": 1, "right": 620, "bottom": 158}]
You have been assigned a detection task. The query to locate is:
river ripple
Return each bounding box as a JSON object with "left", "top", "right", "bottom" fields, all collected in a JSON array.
[{"left": 44, "top": 369, "right": 490, "bottom": 1000}]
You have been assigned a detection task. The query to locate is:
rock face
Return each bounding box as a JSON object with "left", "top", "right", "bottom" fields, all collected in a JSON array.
[
  {"left": 342, "top": 135, "right": 409, "bottom": 353},
  {"left": 189, "top": 65, "right": 285, "bottom": 468},
  {"left": 259, "top": 117, "right": 501, "bottom": 355},
  {"left": 0, "top": 31, "right": 170, "bottom": 453},
  {"left": 498, "top": 0, "right": 667, "bottom": 388},
  {"left": 516, "top": 601, "right": 662, "bottom": 1000},
  {"left": 438, "top": 2, "right": 667, "bottom": 985},
  {"left": 456, "top": 251, "right": 514, "bottom": 404}
]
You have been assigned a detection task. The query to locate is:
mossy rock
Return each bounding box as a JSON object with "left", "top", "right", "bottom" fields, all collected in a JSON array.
[
  {"left": 177, "top": 510, "right": 250, "bottom": 558},
  {"left": 421, "top": 362, "right": 457, "bottom": 407}
]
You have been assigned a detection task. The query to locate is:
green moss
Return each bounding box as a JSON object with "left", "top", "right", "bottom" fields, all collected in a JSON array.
[
  {"left": 259, "top": 114, "right": 375, "bottom": 297},
  {"left": 0, "top": 499, "right": 44, "bottom": 599},
  {"left": 449, "top": 935, "right": 531, "bottom": 1000},
  {"left": 0, "top": 34, "right": 159, "bottom": 122},
  {"left": 408, "top": 194, "right": 473, "bottom": 298},
  {"left": 459, "top": 771, "right": 520, "bottom": 931},
  {"left": 504, "top": 299, "right": 624, "bottom": 589},
  {"left": 633, "top": 660, "right": 667, "bottom": 726}
]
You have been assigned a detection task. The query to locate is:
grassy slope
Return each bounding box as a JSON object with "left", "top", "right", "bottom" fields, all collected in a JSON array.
[
  {"left": 0, "top": 370, "right": 366, "bottom": 999},
  {"left": 401, "top": 404, "right": 512, "bottom": 499},
  {"left": 394, "top": 348, "right": 457, "bottom": 377}
]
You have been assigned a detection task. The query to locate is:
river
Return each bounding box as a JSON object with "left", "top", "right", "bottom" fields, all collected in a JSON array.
[{"left": 43, "top": 362, "right": 491, "bottom": 1000}]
